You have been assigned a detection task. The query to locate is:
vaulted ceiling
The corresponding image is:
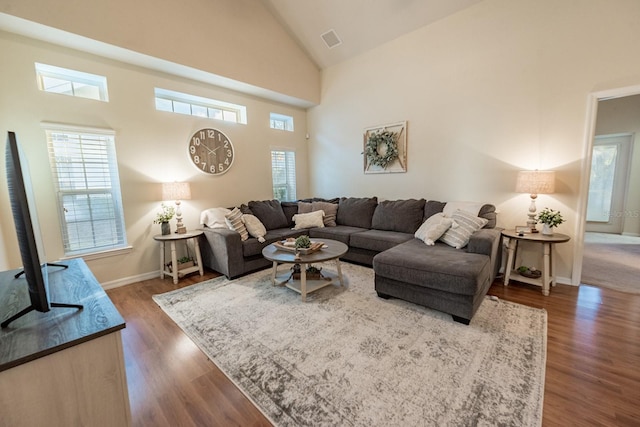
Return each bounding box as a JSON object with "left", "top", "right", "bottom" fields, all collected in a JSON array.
[{"left": 263, "top": 0, "right": 484, "bottom": 69}]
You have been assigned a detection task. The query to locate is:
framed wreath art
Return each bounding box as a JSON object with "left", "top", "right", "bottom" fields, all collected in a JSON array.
[{"left": 363, "top": 121, "right": 407, "bottom": 174}]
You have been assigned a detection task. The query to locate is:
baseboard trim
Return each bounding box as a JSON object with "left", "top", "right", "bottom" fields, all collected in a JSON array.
[
  {"left": 556, "top": 276, "right": 574, "bottom": 286},
  {"left": 101, "top": 271, "right": 159, "bottom": 290}
]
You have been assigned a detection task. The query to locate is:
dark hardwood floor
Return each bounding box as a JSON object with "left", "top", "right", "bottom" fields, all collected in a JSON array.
[{"left": 107, "top": 269, "right": 640, "bottom": 427}]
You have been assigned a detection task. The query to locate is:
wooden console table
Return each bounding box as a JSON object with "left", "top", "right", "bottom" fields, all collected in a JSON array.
[{"left": 0, "top": 258, "right": 131, "bottom": 426}]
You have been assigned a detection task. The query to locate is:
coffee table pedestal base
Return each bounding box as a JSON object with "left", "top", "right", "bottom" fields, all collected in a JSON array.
[{"left": 271, "top": 260, "right": 344, "bottom": 302}]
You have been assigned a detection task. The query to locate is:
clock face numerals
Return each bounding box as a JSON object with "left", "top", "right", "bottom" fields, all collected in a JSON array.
[{"left": 188, "top": 128, "right": 235, "bottom": 175}]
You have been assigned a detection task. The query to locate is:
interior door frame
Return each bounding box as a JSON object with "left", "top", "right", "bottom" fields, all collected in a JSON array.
[{"left": 573, "top": 84, "right": 640, "bottom": 286}]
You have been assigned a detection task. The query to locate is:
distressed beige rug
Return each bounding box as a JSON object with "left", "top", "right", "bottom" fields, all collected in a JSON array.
[{"left": 154, "top": 262, "right": 547, "bottom": 426}]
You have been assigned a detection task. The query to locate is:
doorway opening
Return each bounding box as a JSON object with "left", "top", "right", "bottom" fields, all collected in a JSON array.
[{"left": 576, "top": 89, "right": 640, "bottom": 293}]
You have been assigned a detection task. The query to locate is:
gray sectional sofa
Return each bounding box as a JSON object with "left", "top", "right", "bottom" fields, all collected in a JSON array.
[{"left": 199, "top": 197, "right": 501, "bottom": 324}]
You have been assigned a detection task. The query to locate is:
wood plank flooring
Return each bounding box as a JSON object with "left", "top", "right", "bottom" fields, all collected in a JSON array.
[{"left": 106, "top": 268, "right": 640, "bottom": 426}]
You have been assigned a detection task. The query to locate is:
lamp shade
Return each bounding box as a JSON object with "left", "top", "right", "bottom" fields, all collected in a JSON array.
[
  {"left": 162, "top": 182, "right": 191, "bottom": 201},
  {"left": 515, "top": 170, "right": 555, "bottom": 195}
]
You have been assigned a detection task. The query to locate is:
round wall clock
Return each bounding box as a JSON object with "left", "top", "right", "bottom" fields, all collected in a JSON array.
[{"left": 188, "top": 128, "right": 235, "bottom": 175}]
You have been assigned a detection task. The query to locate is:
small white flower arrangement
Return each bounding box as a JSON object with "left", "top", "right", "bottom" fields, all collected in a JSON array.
[{"left": 536, "top": 208, "right": 564, "bottom": 228}]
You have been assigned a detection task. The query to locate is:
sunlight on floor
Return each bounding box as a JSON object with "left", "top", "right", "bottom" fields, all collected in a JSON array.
[{"left": 172, "top": 333, "right": 202, "bottom": 357}]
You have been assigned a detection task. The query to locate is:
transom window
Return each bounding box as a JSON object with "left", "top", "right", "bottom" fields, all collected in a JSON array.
[
  {"left": 271, "top": 149, "right": 296, "bottom": 201},
  {"left": 45, "top": 124, "right": 127, "bottom": 256},
  {"left": 155, "top": 88, "right": 247, "bottom": 124},
  {"left": 270, "top": 113, "right": 294, "bottom": 132},
  {"left": 35, "top": 63, "right": 109, "bottom": 101}
]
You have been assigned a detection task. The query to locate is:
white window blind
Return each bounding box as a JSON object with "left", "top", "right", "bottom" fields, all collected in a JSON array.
[
  {"left": 271, "top": 150, "right": 296, "bottom": 201},
  {"left": 46, "top": 126, "right": 127, "bottom": 255}
]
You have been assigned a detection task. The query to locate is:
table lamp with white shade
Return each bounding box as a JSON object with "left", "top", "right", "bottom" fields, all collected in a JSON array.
[
  {"left": 162, "top": 182, "right": 192, "bottom": 234},
  {"left": 515, "top": 170, "right": 555, "bottom": 233}
]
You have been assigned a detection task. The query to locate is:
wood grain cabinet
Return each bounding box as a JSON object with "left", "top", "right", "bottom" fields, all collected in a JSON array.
[{"left": 0, "top": 259, "right": 131, "bottom": 426}]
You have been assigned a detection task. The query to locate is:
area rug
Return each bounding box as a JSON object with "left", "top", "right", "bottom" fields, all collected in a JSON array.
[
  {"left": 153, "top": 262, "right": 547, "bottom": 426},
  {"left": 581, "top": 241, "right": 640, "bottom": 294}
]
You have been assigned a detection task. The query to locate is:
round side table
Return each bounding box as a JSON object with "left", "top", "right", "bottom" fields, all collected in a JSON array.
[
  {"left": 153, "top": 230, "right": 204, "bottom": 284},
  {"left": 501, "top": 229, "right": 570, "bottom": 296}
]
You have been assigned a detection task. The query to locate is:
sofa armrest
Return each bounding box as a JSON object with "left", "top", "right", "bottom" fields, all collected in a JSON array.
[
  {"left": 199, "top": 227, "right": 244, "bottom": 279},
  {"left": 467, "top": 228, "right": 503, "bottom": 282}
]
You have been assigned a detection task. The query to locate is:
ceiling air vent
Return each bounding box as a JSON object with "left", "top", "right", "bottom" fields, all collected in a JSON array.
[{"left": 320, "top": 29, "right": 342, "bottom": 49}]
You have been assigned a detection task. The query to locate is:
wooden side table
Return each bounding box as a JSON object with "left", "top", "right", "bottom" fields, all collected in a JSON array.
[
  {"left": 502, "top": 229, "right": 570, "bottom": 296},
  {"left": 153, "top": 230, "right": 204, "bottom": 284}
]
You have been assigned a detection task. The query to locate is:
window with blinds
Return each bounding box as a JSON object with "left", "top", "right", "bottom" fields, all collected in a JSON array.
[
  {"left": 271, "top": 150, "right": 296, "bottom": 201},
  {"left": 45, "top": 126, "right": 127, "bottom": 256}
]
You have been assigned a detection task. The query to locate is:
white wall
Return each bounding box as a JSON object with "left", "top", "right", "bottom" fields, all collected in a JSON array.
[
  {"left": 0, "top": 31, "right": 309, "bottom": 283},
  {"left": 307, "top": 0, "right": 640, "bottom": 282},
  {"left": 0, "top": 0, "right": 320, "bottom": 105},
  {"left": 594, "top": 95, "right": 640, "bottom": 236}
]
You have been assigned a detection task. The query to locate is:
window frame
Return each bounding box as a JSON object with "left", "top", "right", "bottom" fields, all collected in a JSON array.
[
  {"left": 270, "top": 148, "right": 297, "bottom": 202},
  {"left": 44, "top": 123, "right": 129, "bottom": 258},
  {"left": 154, "top": 88, "right": 247, "bottom": 124},
  {"left": 35, "top": 63, "right": 109, "bottom": 102},
  {"left": 270, "top": 113, "right": 294, "bottom": 132}
]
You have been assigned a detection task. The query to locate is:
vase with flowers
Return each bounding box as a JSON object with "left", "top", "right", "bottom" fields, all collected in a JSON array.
[
  {"left": 536, "top": 208, "right": 564, "bottom": 235},
  {"left": 153, "top": 203, "right": 175, "bottom": 235}
]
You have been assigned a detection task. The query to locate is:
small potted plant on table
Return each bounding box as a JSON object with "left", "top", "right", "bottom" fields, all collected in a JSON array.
[{"left": 536, "top": 208, "right": 564, "bottom": 235}]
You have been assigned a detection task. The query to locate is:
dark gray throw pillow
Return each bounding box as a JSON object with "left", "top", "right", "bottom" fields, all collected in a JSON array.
[
  {"left": 478, "top": 204, "right": 497, "bottom": 229},
  {"left": 247, "top": 199, "right": 288, "bottom": 230},
  {"left": 372, "top": 199, "right": 426, "bottom": 234},
  {"left": 336, "top": 197, "right": 378, "bottom": 228},
  {"left": 424, "top": 200, "right": 446, "bottom": 220},
  {"left": 280, "top": 201, "right": 299, "bottom": 228}
]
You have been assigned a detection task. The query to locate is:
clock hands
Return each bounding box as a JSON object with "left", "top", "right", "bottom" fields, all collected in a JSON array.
[{"left": 202, "top": 145, "right": 220, "bottom": 156}]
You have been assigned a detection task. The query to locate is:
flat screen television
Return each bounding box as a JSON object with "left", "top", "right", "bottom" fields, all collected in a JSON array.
[{"left": 1, "top": 131, "right": 81, "bottom": 328}]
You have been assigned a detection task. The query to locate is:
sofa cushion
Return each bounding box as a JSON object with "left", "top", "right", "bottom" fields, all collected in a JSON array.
[
  {"left": 292, "top": 210, "right": 325, "bottom": 229},
  {"left": 440, "top": 210, "right": 489, "bottom": 249},
  {"left": 241, "top": 228, "right": 304, "bottom": 257},
  {"left": 308, "top": 225, "right": 368, "bottom": 245},
  {"left": 415, "top": 212, "right": 454, "bottom": 245},
  {"left": 478, "top": 204, "right": 497, "bottom": 229},
  {"left": 372, "top": 199, "right": 426, "bottom": 234},
  {"left": 280, "top": 201, "right": 299, "bottom": 228},
  {"left": 349, "top": 229, "right": 414, "bottom": 253},
  {"left": 336, "top": 197, "right": 378, "bottom": 228},
  {"left": 424, "top": 200, "right": 447, "bottom": 220},
  {"left": 225, "top": 207, "right": 249, "bottom": 241},
  {"left": 248, "top": 200, "right": 289, "bottom": 230},
  {"left": 373, "top": 238, "right": 491, "bottom": 296},
  {"left": 298, "top": 201, "right": 338, "bottom": 227}
]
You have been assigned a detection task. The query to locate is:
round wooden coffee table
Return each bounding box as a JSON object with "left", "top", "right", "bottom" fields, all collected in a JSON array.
[{"left": 262, "top": 239, "right": 348, "bottom": 302}]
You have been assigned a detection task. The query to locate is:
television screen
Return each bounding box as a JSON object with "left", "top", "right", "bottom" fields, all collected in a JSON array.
[
  {"left": 2, "top": 132, "right": 83, "bottom": 328},
  {"left": 4, "top": 131, "right": 51, "bottom": 315}
]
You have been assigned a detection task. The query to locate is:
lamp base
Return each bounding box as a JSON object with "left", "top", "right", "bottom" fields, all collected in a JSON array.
[{"left": 176, "top": 226, "right": 187, "bottom": 234}]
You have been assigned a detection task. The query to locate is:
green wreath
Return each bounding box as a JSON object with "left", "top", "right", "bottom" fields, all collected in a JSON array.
[{"left": 365, "top": 130, "right": 399, "bottom": 168}]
